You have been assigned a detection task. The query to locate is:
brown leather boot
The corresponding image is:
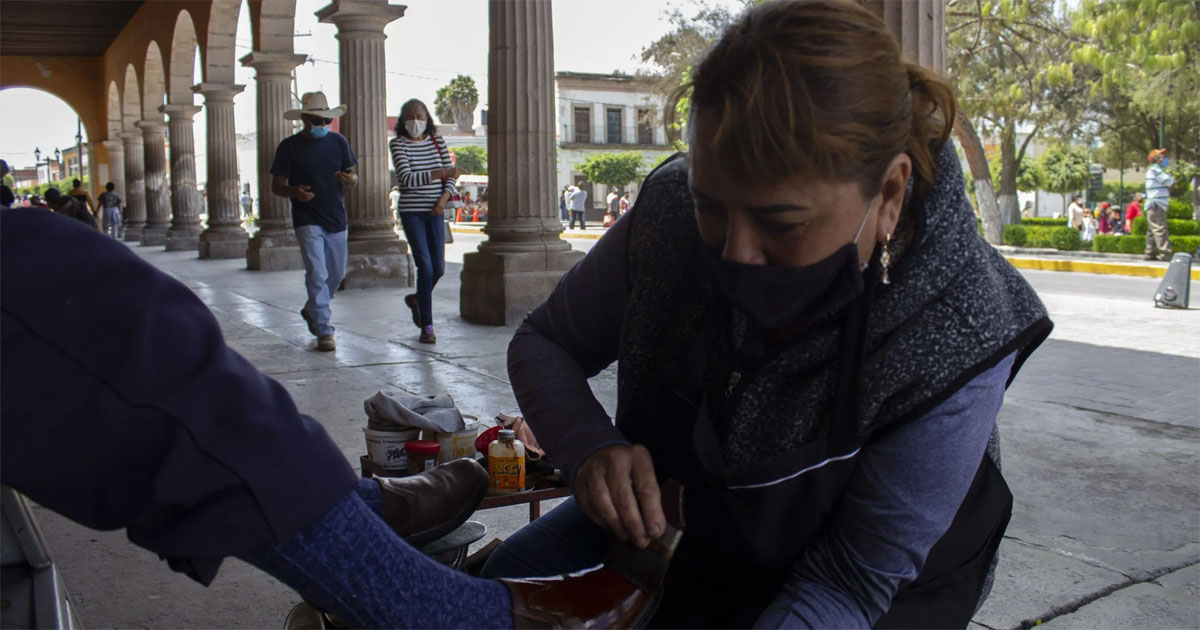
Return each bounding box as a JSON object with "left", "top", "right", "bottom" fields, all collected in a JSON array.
[
  {"left": 502, "top": 481, "right": 686, "bottom": 629},
  {"left": 376, "top": 458, "right": 489, "bottom": 547}
]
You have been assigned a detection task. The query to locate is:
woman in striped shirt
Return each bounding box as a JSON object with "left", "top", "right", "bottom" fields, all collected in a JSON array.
[{"left": 389, "top": 99, "right": 463, "bottom": 344}]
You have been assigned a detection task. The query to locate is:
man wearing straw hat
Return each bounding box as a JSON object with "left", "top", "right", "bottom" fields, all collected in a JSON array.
[{"left": 271, "top": 91, "right": 358, "bottom": 352}]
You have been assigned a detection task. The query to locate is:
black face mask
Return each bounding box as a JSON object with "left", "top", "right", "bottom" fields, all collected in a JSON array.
[{"left": 702, "top": 203, "right": 874, "bottom": 330}]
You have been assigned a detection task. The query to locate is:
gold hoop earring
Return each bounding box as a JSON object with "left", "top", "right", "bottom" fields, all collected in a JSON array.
[{"left": 880, "top": 233, "right": 893, "bottom": 285}]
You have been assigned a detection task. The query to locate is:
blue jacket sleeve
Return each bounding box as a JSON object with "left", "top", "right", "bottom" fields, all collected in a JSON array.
[
  {"left": 754, "top": 353, "right": 1016, "bottom": 628},
  {"left": 0, "top": 210, "right": 358, "bottom": 586}
]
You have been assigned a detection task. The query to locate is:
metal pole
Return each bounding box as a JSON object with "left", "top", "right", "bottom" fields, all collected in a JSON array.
[
  {"left": 1118, "top": 134, "right": 1124, "bottom": 209},
  {"left": 75, "top": 118, "right": 83, "bottom": 180}
]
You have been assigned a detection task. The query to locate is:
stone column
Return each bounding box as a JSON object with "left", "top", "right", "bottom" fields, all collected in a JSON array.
[
  {"left": 195, "top": 83, "right": 249, "bottom": 259},
  {"left": 317, "top": 0, "right": 412, "bottom": 288},
  {"left": 862, "top": 0, "right": 945, "bottom": 74},
  {"left": 137, "top": 120, "right": 170, "bottom": 246},
  {"left": 161, "top": 104, "right": 204, "bottom": 251},
  {"left": 120, "top": 129, "right": 146, "bottom": 242},
  {"left": 101, "top": 139, "right": 126, "bottom": 209},
  {"left": 241, "top": 51, "right": 307, "bottom": 270},
  {"left": 459, "top": 0, "right": 583, "bottom": 325}
]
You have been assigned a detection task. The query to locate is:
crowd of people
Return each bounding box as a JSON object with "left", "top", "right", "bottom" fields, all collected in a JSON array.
[
  {"left": 1061, "top": 193, "right": 1144, "bottom": 240},
  {"left": 557, "top": 183, "right": 633, "bottom": 230}
]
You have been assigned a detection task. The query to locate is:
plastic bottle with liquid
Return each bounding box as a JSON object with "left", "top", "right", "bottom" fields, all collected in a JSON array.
[{"left": 487, "top": 429, "right": 526, "bottom": 494}]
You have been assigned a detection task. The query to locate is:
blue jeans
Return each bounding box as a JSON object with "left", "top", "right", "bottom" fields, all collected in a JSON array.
[
  {"left": 479, "top": 497, "right": 611, "bottom": 578},
  {"left": 103, "top": 207, "right": 121, "bottom": 238},
  {"left": 295, "top": 224, "right": 348, "bottom": 337},
  {"left": 399, "top": 212, "right": 446, "bottom": 327}
]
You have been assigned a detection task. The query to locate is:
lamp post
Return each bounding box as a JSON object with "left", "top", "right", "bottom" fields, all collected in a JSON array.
[{"left": 75, "top": 118, "right": 84, "bottom": 180}]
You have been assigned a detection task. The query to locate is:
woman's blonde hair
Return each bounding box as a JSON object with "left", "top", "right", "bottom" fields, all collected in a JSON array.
[{"left": 676, "top": 0, "right": 956, "bottom": 202}]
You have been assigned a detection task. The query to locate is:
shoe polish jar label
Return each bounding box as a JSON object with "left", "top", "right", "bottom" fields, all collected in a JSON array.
[{"left": 488, "top": 429, "right": 525, "bottom": 493}]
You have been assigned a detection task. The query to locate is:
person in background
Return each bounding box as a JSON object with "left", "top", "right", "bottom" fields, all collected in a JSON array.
[
  {"left": 619, "top": 192, "right": 631, "bottom": 215},
  {"left": 1144, "top": 149, "right": 1175, "bottom": 261},
  {"left": 0, "top": 185, "right": 13, "bottom": 209},
  {"left": 241, "top": 188, "right": 255, "bottom": 219},
  {"left": 560, "top": 185, "right": 570, "bottom": 222},
  {"left": 67, "top": 178, "right": 96, "bottom": 219},
  {"left": 271, "top": 91, "right": 359, "bottom": 353},
  {"left": 97, "top": 181, "right": 124, "bottom": 239},
  {"left": 1097, "top": 203, "right": 1114, "bottom": 235},
  {"left": 44, "top": 187, "right": 97, "bottom": 229},
  {"left": 389, "top": 98, "right": 463, "bottom": 345},
  {"left": 1124, "top": 192, "right": 1143, "bottom": 235},
  {"left": 28, "top": 195, "right": 49, "bottom": 210},
  {"left": 606, "top": 187, "right": 620, "bottom": 218},
  {"left": 568, "top": 182, "right": 587, "bottom": 230},
  {"left": 389, "top": 185, "right": 401, "bottom": 222},
  {"left": 1066, "top": 195, "right": 1085, "bottom": 230},
  {"left": 1021, "top": 200, "right": 1032, "bottom": 219},
  {"left": 1080, "top": 208, "right": 1098, "bottom": 241}
]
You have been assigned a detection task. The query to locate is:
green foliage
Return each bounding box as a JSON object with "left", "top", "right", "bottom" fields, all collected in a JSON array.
[
  {"left": 577, "top": 152, "right": 647, "bottom": 187},
  {"left": 1171, "top": 235, "right": 1200, "bottom": 255},
  {"left": 1100, "top": 181, "right": 1143, "bottom": 205},
  {"left": 452, "top": 145, "right": 487, "bottom": 176},
  {"left": 16, "top": 175, "right": 87, "bottom": 198},
  {"left": 1093, "top": 234, "right": 1121, "bottom": 252},
  {"left": 1037, "top": 145, "right": 1091, "bottom": 194},
  {"left": 989, "top": 152, "right": 1044, "bottom": 191},
  {"left": 1002, "top": 224, "right": 1028, "bottom": 246},
  {"left": 1022, "top": 217, "right": 1069, "bottom": 226},
  {"left": 1009, "top": 224, "right": 1062, "bottom": 248},
  {"left": 638, "top": 1, "right": 750, "bottom": 146},
  {"left": 1131, "top": 216, "right": 1200, "bottom": 236},
  {"left": 1168, "top": 198, "right": 1194, "bottom": 220},
  {"left": 1116, "top": 235, "right": 1145, "bottom": 254},
  {"left": 434, "top": 75, "right": 480, "bottom": 131},
  {"left": 1066, "top": 0, "right": 1200, "bottom": 166},
  {"left": 1050, "top": 226, "right": 1083, "bottom": 250}
]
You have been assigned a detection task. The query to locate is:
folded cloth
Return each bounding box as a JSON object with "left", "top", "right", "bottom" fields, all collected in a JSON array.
[
  {"left": 365, "top": 392, "right": 466, "bottom": 433},
  {"left": 497, "top": 410, "right": 546, "bottom": 461}
]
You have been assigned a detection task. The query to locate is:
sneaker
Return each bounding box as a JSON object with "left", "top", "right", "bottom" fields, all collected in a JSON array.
[
  {"left": 300, "top": 309, "right": 317, "bottom": 336},
  {"left": 404, "top": 294, "right": 420, "bottom": 329},
  {"left": 1144, "top": 254, "right": 1159, "bottom": 261},
  {"left": 419, "top": 325, "right": 437, "bottom": 344},
  {"left": 316, "top": 334, "right": 336, "bottom": 352}
]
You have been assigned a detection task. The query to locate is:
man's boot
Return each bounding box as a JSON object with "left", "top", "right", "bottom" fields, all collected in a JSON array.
[
  {"left": 376, "top": 458, "right": 490, "bottom": 547},
  {"left": 502, "top": 481, "right": 686, "bottom": 629}
]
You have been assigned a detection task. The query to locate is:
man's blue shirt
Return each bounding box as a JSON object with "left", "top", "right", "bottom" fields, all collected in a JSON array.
[{"left": 270, "top": 131, "right": 357, "bottom": 233}]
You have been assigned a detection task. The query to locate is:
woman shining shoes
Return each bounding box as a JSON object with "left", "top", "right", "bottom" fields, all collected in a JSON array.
[
  {"left": 389, "top": 98, "right": 463, "bottom": 344},
  {"left": 485, "top": 1, "right": 1053, "bottom": 627}
]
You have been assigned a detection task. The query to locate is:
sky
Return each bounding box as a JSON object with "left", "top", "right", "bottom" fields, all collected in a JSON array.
[{"left": 0, "top": 0, "right": 745, "bottom": 175}]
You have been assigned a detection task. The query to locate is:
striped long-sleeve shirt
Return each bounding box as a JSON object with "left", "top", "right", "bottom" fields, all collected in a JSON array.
[{"left": 388, "top": 134, "right": 458, "bottom": 213}]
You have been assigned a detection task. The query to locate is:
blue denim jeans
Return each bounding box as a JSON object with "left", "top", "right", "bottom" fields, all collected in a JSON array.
[
  {"left": 478, "top": 497, "right": 611, "bottom": 578},
  {"left": 295, "top": 224, "right": 348, "bottom": 337},
  {"left": 103, "top": 207, "right": 121, "bottom": 238},
  {"left": 399, "top": 212, "right": 446, "bottom": 327}
]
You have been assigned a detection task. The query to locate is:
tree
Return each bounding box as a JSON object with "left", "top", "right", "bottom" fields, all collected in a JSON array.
[
  {"left": 638, "top": 1, "right": 751, "bottom": 147},
  {"left": 434, "top": 75, "right": 479, "bottom": 134},
  {"left": 452, "top": 145, "right": 487, "bottom": 176},
  {"left": 990, "top": 150, "right": 1044, "bottom": 192},
  {"left": 1037, "top": 144, "right": 1090, "bottom": 210},
  {"left": 577, "top": 152, "right": 647, "bottom": 188},
  {"left": 948, "top": 0, "right": 1075, "bottom": 240},
  {"left": 1062, "top": 0, "right": 1200, "bottom": 214}
]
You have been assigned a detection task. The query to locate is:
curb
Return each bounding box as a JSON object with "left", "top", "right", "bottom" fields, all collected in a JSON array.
[{"left": 1004, "top": 256, "right": 1200, "bottom": 280}]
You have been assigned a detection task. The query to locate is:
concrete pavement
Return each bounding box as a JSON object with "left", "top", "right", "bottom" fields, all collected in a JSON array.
[{"left": 29, "top": 235, "right": 1199, "bottom": 629}]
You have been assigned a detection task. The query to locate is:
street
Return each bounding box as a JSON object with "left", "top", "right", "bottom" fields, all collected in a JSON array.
[{"left": 26, "top": 235, "right": 1199, "bottom": 629}]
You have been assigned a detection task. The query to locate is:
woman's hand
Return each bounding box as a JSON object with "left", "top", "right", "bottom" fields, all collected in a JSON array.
[
  {"left": 431, "top": 167, "right": 465, "bottom": 180},
  {"left": 575, "top": 444, "right": 666, "bottom": 548},
  {"left": 432, "top": 190, "right": 450, "bottom": 216}
]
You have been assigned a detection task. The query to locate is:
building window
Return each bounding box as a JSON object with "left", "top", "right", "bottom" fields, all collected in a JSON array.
[
  {"left": 573, "top": 107, "right": 590, "bottom": 144},
  {"left": 606, "top": 108, "right": 623, "bottom": 144},
  {"left": 637, "top": 109, "right": 653, "bottom": 145}
]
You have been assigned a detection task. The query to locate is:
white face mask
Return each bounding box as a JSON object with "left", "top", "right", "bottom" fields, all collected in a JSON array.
[{"left": 405, "top": 119, "right": 427, "bottom": 137}]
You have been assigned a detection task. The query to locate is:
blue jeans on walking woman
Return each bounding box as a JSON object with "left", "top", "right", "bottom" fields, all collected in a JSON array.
[
  {"left": 399, "top": 212, "right": 445, "bottom": 327},
  {"left": 295, "top": 224, "right": 348, "bottom": 337}
]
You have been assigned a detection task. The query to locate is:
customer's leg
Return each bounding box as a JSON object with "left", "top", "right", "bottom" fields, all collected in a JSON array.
[
  {"left": 1150, "top": 206, "right": 1173, "bottom": 258},
  {"left": 295, "top": 225, "right": 334, "bottom": 336},
  {"left": 479, "top": 498, "right": 611, "bottom": 579},
  {"left": 241, "top": 490, "right": 512, "bottom": 629},
  {"left": 579, "top": 211, "right": 587, "bottom": 230},
  {"left": 400, "top": 213, "right": 434, "bottom": 327}
]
